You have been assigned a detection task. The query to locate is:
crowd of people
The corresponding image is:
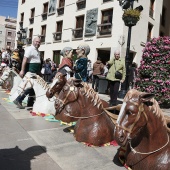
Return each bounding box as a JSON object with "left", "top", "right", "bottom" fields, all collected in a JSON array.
[{"left": 0, "top": 37, "right": 137, "bottom": 109}]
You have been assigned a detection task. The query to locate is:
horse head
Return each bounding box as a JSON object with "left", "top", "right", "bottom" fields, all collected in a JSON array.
[
  {"left": 0, "top": 67, "right": 11, "bottom": 85},
  {"left": 55, "top": 78, "right": 82, "bottom": 114},
  {"left": 46, "top": 72, "right": 67, "bottom": 98},
  {"left": 114, "top": 89, "right": 155, "bottom": 146},
  {"left": 16, "top": 72, "right": 37, "bottom": 94}
]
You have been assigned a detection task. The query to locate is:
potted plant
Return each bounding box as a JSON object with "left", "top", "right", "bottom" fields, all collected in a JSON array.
[{"left": 122, "top": 9, "right": 141, "bottom": 26}]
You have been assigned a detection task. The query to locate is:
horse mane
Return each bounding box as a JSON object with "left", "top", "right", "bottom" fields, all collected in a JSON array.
[
  {"left": 36, "top": 75, "right": 50, "bottom": 90},
  {"left": 124, "top": 89, "right": 167, "bottom": 127},
  {"left": 81, "top": 82, "right": 103, "bottom": 109}
]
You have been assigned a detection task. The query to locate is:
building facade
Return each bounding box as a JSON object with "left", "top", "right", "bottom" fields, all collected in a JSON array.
[
  {"left": 16, "top": 0, "right": 170, "bottom": 66},
  {"left": 0, "top": 16, "right": 17, "bottom": 50}
]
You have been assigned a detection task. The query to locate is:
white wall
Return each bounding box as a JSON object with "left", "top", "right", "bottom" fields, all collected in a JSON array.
[{"left": 16, "top": 0, "right": 165, "bottom": 66}]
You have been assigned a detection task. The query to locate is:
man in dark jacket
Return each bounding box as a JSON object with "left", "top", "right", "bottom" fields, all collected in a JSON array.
[{"left": 92, "top": 57, "right": 104, "bottom": 92}]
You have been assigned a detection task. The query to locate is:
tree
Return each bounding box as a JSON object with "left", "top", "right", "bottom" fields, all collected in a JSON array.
[{"left": 135, "top": 36, "right": 170, "bottom": 108}]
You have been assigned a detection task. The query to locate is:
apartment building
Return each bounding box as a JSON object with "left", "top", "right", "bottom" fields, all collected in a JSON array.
[
  {"left": 16, "top": 0, "right": 170, "bottom": 65},
  {"left": 0, "top": 16, "right": 17, "bottom": 50}
]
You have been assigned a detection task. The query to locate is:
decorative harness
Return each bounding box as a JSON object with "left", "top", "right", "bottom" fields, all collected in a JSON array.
[{"left": 55, "top": 84, "right": 104, "bottom": 119}]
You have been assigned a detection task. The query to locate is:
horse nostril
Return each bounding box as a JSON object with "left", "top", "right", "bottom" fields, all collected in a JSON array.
[{"left": 119, "top": 135, "right": 124, "bottom": 142}]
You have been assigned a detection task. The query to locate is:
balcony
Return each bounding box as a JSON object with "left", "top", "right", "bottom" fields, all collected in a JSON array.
[
  {"left": 76, "top": 0, "right": 86, "bottom": 10},
  {"left": 26, "top": 37, "right": 32, "bottom": 44},
  {"left": 53, "top": 32, "right": 62, "bottom": 41},
  {"left": 5, "top": 24, "right": 16, "bottom": 29},
  {"left": 149, "top": 8, "right": 154, "bottom": 18},
  {"left": 39, "top": 35, "right": 46, "bottom": 43},
  {"left": 41, "top": 12, "right": 47, "bottom": 20},
  {"left": 72, "top": 28, "right": 83, "bottom": 39},
  {"left": 97, "top": 23, "right": 112, "bottom": 37},
  {"left": 29, "top": 17, "right": 34, "bottom": 24},
  {"left": 57, "top": 6, "right": 64, "bottom": 16}
]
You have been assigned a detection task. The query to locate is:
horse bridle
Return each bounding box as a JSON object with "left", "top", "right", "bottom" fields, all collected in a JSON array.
[
  {"left": 116, "top": 102, "right": 169, "bottom": 155},
  {"left": 0, "top": 69, "right": 11, "bottom": 83},
  {"left": 18, "top": 76, "right": 33, "bottom": 94},
  {"left": 55, "top": 84, "right": 104, "bottom": 119},
  {"left": 55, "top": 84, "right": 77, "bottom": 112},
  {"left": 115, "top": 103, "right": 148, "bottom": 134}
]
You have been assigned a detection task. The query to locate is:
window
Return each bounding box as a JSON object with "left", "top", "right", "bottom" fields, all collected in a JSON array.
[
  {"left": 53, "top": 50, "right": 61, "bottom": 66},
  {"left": 160, "top": 31, "right": 164, "bottom": 37},
  {"left": 149, "top": 0, "right": 155, "bottom": 18},
  {"left": 97, "top": 9, "right": 113, "bottom": 36},
  {"left": 40, "top": 51, "right": 44, "bottom": 60},
  {"left": 21, "top": 13, "right": 24, "bottom": 22},
  {"left": 42, "top": 2, "right": 48, "bottom": 20},
  {"left": 147, "top": 23, "right": 153, "bottom": 42},
  {"left": 53, "top": 21, "right": 63, "bottom": 41},
  {"left": 161, "top": 6, "right": 166, "bottom": 27},
  {"left": 57, "top": 0, "right": 65, "bottom": 15},
  {"left": 27, "top": 28, "right": 33, "bottom": 44},
  {"left": 72, "top": 15, "right": 84, "bottom": 39},
  {"left": 22, "top": 0, "right": 25, "bottom": 4},
  {"left": 59, "top": 0, "right": 65, "bottom": 7},
  {"left": 7, "top": 42, "right": 11, "bottom": 46},
  {"left": 7, "top": 32, "right": 12, "bottom": 36},
  {"left": 40, "top": 25, "right": 46, "bottom": 42},
  {"left": 43, "top": 2, "right": 48, "bottom": 13},
  {"left": 30, "top": 8, "right": 35, "bottom": 24},
  {"left": 76, "top": 0, "right": 86, "bottom": 10},
  {"left": 0, "top": 31, "right": 2, "bottom": 34}
]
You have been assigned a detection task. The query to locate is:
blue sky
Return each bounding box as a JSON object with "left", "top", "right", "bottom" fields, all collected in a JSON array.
[{"left": 0, "top": 0, "right": 18, "bottom": 18}]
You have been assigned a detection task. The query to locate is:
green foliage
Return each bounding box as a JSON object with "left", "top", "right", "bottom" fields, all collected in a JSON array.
[{"left": 122, "top": 9, "right": 141, "bottom": 21}]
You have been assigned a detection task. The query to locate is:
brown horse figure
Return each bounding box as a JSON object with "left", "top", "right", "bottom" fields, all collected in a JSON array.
[
  {"left": 46, "top": 73, "right": 109, "bottom": 123},
  {"left": 55, "top": 78, "right": 115, "bottom": 146},
  {"left": 114, "top": 89, "right": 170, "bottom": 170},
  {"left": 46, "top": 72, "right": 79, "bottom": 123}
]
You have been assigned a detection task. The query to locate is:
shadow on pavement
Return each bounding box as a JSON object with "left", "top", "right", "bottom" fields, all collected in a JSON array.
[
  {"left": 112, "top": 149, "right": 124, "bottom": 167},
  {"left": 0, "top": 145, "right": 46, "bottom": 170}
]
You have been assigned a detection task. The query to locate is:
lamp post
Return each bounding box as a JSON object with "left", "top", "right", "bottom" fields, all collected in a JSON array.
[
  {"left": 118, "top": 0, "right": 143, "bottom": 98},
  {"left": 17, "top": 29, "right": 26, "bottom": 48}
]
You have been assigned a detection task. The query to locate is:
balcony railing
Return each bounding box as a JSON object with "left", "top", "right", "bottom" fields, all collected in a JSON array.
[
  {"left": 53, "top": 32, "right": 62, "bottom": 41},
  {"left": 103, "top": 0, "right": 112, "bottom": 3},
  {"left": 19, "top": 21, "right": 23, "bottom": 29},
  {"left": 41, "top": 12, "right": 47, "bottom": 20},
  {"left": 29, "top": 17, "right": 34, "bottom": 24},
  {"left": 26, "top": 37, "right": 32, "bottom": 44},
  {"left": 72, "top": 28, "right": 83, "bottom": 39},
  {"left": 5, "top": 24, "right": 16, "bottom": 29},
  {"left": 57, "top": 6, "right": 64, "bottom": 15},
  {"left": 39, "top": 35, "right": 46, "bottom": 43},
  {"left": 76, "top": 0, "right": 86, "bottom": 10},
  {"left": 97, "top": 23, "right": 112, "bottom": 36},
  {"left": 149, "top": 8, "right": 154, "bottom": 18}
]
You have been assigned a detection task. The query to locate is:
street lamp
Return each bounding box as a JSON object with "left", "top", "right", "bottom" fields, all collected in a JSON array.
[{"left": 118, "top": 0, "right": 143, "bottom": 98}]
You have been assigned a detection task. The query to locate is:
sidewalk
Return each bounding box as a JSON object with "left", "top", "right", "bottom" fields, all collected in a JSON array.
[{"left": 0, "top": 88, "right": 124, "bottom": 170}]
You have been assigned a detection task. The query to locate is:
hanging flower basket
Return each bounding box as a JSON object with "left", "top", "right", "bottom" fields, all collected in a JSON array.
[
  {"left": 123, "top": 16, "right": 139, "bottom": 26},
  {"left": 122, "top": 9, "right": 140, "bottom": 27}
]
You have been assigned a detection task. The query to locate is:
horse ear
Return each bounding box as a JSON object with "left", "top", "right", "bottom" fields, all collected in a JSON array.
[
  {"left": 73, "top": 79, "right": 82, "bottom": 87},
  {"left": 139, "top": 93, "right": 155, "bottom": 103}
]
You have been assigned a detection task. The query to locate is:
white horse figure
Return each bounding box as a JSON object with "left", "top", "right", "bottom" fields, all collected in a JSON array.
[
  {"left": 0, "top": 67, "right": 22, "bottom": 101},
  {"left": 11, "top": 72, "right": 56, "bottom": 114}
]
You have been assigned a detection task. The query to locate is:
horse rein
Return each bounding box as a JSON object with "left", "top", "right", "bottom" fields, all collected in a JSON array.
[
  {"left": 115, "top": 103, "right": 148, "bottom": 134},
  {"left": 129, "top": 134, "right": 169, "bottom": 155},
  {"left": 18, "top": 76, "right": 33, "bottom": 94}
]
